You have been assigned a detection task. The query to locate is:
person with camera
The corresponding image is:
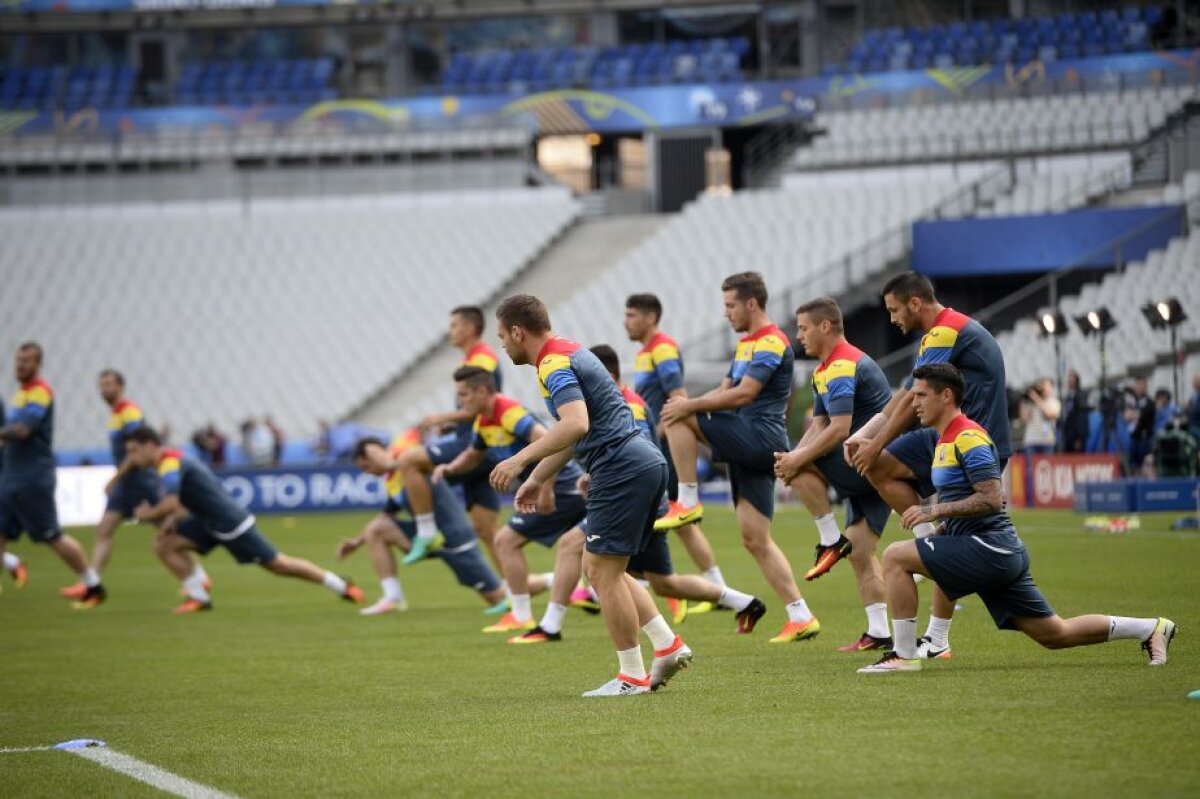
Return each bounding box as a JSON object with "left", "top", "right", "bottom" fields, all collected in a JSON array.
[{"left": 1021, "top": 378, "right": 1060, "bottom": 456}]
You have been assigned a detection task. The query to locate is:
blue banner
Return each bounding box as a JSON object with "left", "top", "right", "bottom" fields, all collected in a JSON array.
[
  {"left": 2, "top": 49, "right": 1195, "bottom": 137},
  {"left": 217, "top": 465, "right": 386, "bottom": 514},
  {"left": 911, "top": 204, "right": 1185, "bottom": 275}
]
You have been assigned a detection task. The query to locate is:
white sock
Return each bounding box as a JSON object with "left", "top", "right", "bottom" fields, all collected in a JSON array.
[
  {"left": 814, "top": 513, "right": 842, "bottom": 547},
  {"left": 618, "top": 645, "right": 646, "bottom": 680},
  {"left": 82, "top": 568, "right": 101, "bottom": 588},
  {"left": 636, "top": 578, "right": 650, "bottom": 590},
  {"left": 894, "top": 617, "right": 918, "bottom": 659},
  {"left": 322, "top": 572, "right": 348, "bottom": 595},
  {"left": 381, "top": 576, "right": 405, "bottom": 603},
  {"left": 541, "top": 572, "right": 554, "bottom": 591},
  {"left": 414, "top": 513, "right": 436, "bottom": 541},
  {"left": 1107, "top": 616, "right": 1157, "bottom": 641},
  {"left": 3, "top": 552, "right": 20, "bottom": 571},
  {"left": 540, "top": 602, "right": 567, "bottom": 634},
  {"left": 193, "top": 564, "right": 209, "bottom": 583},
  {"left": 913, "top": 522, "right": 937, "bottom": 539},
  {"left": 678, "top": 482, "right": 699, "bottom": 506},
  {"left": 925, "top": 615, "right": 952, "bottom": 649},
  {"left": 718, "top": 585, "right": 754, "bottom": 612},
  {"left": 511, "top": 593, "right": 533, "bottom": 622},
  {"left": 786, "top": 598, "right": 813, "bottom": 623},
  {"left": 702, "top": 565, "right": 725, "bottom": 586},
  {"left": 866, "top": 602, "right": 890, "bottom": 638},
  {"left": 184, "top": 573, "right": 211, "bottom": 602},
  {"left": 642, "top": 614, "right": 677, "bottom": 651}
]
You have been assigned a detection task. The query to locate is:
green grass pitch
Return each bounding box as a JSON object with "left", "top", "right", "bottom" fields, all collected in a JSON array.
[{"left": 1, "top": 506, "right": 1197, "bottom": 798}]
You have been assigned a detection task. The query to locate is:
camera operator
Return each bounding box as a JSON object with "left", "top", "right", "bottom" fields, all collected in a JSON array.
[
  {"left": 1021, "top": 377, "right": 1060, "bottom": 455},
  {"left": 1127, "top": 377, "right": 1157, "bottom": 472}
]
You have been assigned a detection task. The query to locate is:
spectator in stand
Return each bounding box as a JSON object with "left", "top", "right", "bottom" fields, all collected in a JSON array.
[
  {"left": 315, "top": 418, "right": 333, "bottom": 463},
  {"left": 1057, "top": 370, "right": 1089, "bottom": 453},
  {"left": 191, "top": 423, "right": 227, "bottom": 467},
  {"left": 1127, "top": 378, "right": 1157, "bottom": 471},
  {"left": 1153, "top": 389, "right": 1176, "bottom": 435},
  {"left": 1188, "top": 374, "right": 1200, "bottom": 441},
  {"left": 1020, "top": 377, "right": 1060, "bottom": 455},
  {"left": 264, "top": 415, "right": 284, "bottom": 465},
  {"left": 242, "top": 417, "right": 275, "bottom": 468}
]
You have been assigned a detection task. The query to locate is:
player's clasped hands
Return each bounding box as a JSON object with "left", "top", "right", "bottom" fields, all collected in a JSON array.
[
  {"left": 659, "top": 395, "right": 692, "bottom": 425},
  {"left": 848, "top": 437, "right": 882, "bottom": 474},
  {"left": 773, "top": 451, "right": 801, "bottom": 483}
]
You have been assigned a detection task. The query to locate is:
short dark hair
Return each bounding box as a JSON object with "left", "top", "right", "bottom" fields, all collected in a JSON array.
[
  {"left": 912, "top": 363, "right": 964, "bottom": 406},
  {"left": 495, "top": 294, "right": 551, "bottom": 334},
  {"left": 126, "top": 426, "right": 162, "bottom": 446},
  {"left": 99, "top": 368, "right": 125, "bottom": 387},
  {"left": 353, "top": 436, "right": 386, "bottom": 460},
  {"left": 881, "top": 271, "right": 936, "bottom": 303},
  {"left": 795, "top": 297, "right": 844, "bottom": 333},
  {"left": 18, "top": 341, "right": 43, "bottom": 364},
  {"left": 625, "top": 293, "right": 663, "bottom": 324},
  {"left": 589, "top": 344, "right": 620, "bottom": 380},
  {"left": 721, "top": 272, "right": 769, "bottom": 308},
  {"left": 453, "top": 365, "right": 496, "bottom": 391},
  {"left": 451, "top": 305, "right": 485, "bottom": 336}
]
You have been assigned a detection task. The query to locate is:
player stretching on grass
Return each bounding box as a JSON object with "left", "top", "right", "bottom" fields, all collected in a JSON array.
[
  {"left": 490, "top": 295, "right": 691, "bottom": 697},
  {"left": 124, "top": 427, "right": 364, "bottom": 613},
  {"left": 0, "top": 343, "right": 105, "bottom": 608},
  {"left": 656, "top": 272, "right": 820, "bottom": 644},
  {"left": 774, "top": 298, "right": 894, "bottom": 651},
  {"left": 859, "top": 364, "right": 1175, "bottom": 674},
  {"left": 847, "top": 272, "right": 1011, "bottom": 660},
  {"left": 342, "top": 431, "right": 508, "bottom": 615},
  {"left": 625, "top": 294, "right": 725, "bottom": 609}
]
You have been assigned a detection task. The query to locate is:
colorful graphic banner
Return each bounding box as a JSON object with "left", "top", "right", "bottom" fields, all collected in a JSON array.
[{"left": 1009, "top": 453, "right": 1122, "bottom": 508}]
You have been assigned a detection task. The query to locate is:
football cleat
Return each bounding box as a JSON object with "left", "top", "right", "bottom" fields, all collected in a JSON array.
[
  {"left": 483, "top": 598, "right": 510, "bottom": 616},
  {"left": 483, "top": 612, "right": 537, "bottom": 634},
  {"left": 688, "top": 601, "right": 726, "bottom": 615},
  {"left": 582, "top": 674, "right": 652, "bottom": 698},
  {"left": 171, "top": 597, "right": 212, "bottom": 614},
  {"left": 177, "top": 579, "right": 214, "bottom": 598},
  {"left": 70, "top": 584, "right": 107, "bottom": 610},
  {"left": 569, "top": 586, "right": 601, "bottom": 615},
  {"left": 667, "top": 596, "right": 688, "bottom": 625},
  {"left": 735, "top": 597, "right": 768, "bottom": 634},
  {"left": 838, "top": 632, "right": 894, "bottom": 652},
  {"left": 341, "top": 579, "right": 365, "bottom": 605},
  {"left": 508, "top": 626, "right": 562, "bottom": 644},
  {"left": 653, "top": 501, "right": 704, "bottom": 531},
  {"left": 804, "top": 535, "right": 852, "bottom": 581},
  {"left": 915, "top": 635, "right": 952, "bottom": 660},
  {"left": 769, "top": 617, "right": 821, "bottom": 643},
  {"left": 10, "top": 562, "right": 28, "bottom": 590},
  {"left": 401, "top": 534, "right": 444, "bottom": 566},
  {"left": 1143, "top": 617, "right": 1176, "bottom": 666},
  {"left": 360, "top": 598, "right": 408, "bottom": 616},
  {"left": 60, "top": 582, "right": 87, "bottom": 600},
  {"left": 650, "top": 636, "right": 693, "bottom": 690},
  {"left": 857, "top": 651, "right": 922, "bottom": 674}
]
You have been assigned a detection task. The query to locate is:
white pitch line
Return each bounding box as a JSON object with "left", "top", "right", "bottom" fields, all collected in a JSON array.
[
  {"left": 0, "top": 745, "right": 56, "bottom": 754},
  {"left": 69, "top": 747, "right": 240, "bottom": 799}
]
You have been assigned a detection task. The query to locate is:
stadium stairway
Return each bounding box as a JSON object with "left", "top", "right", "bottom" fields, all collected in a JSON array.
[{"left": 351, "top": 214, "right": 667, "bottom": 430}]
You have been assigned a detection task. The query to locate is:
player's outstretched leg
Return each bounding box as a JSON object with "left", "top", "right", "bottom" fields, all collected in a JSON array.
[
  {"left": 49, "top": 534, "right": 106, "bottom": 610},
  {"left": 360, "top": 517, "right": 408, "bottom": 616},
  {"left": 263, "top": 553, "right": 364, "bottom": 605},
  {"left": 511, "top": 529, "right": 584, "bottom": 644},
  {"left": 644, "top": 571, "right": 766, "bottom": 634},
  {"left": 1013, "top": 615, "right": 1177, "bottom": 666},
  {"left": 3, "top": 550, "right": 28, "bottom": 589}
]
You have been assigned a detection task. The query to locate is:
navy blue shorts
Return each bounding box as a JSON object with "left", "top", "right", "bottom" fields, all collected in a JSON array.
[
  {"left": 699, "top": 411, "right": 786, "bottom": 519},
  {"left": 508, "top": 491, "right": 587, "bottom": 547},
  {"left": 627, "top": 532, "right": 672, "bottom": 575},
  {"left": 917, "top": 532, "right": 1055, "bottom": 630},
  {"left": 395, "top": 517, "right": 501, "bottom": 593},
  {"left": 583, "top": 463, "right": 668, "bottom": 558},
  {"left": 105, "top": 471, "right": 160, "bottom": 519},
  {"left": 814, "top": 450, "right": 892, "bottom": 535},
  {"left": 425, "top": 433, "right": 501, "bottom": 513},
  {"left": 0, "top": 479, "right": 61, "bottom": 544},
  {"left": 176, "top": 516, "right": 279, "bottom": 566}
]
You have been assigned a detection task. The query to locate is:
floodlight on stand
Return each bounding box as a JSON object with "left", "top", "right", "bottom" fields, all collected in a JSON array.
[
  {"left": 1073, "top": 306, "right": 1117, "bottom": 392},
  {"left": 1141, "top": 297, "right": 1187, "bottom": 402},
  {"left": 1039, "top": 309, "right": 1068, "bottom": 337}
]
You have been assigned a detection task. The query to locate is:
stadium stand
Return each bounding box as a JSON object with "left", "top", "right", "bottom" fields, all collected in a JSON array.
[
  {"left": 174, "top": 58, "right": 338, "bottom": 106},
  {"left": 833, "top": 6, "right": 1165, "bottom": 74},
  {"left": 0, "top": 187, "right": 579, "bottom": 449},
  {"left": 794, "top": 86, "right": 1196, "bottom": 169},
  {"left": 439, "top": 37, "right": 750, "bottom": 95},
  {"left": 0, "top": 64, "right": 137, "bottom": 112}
]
